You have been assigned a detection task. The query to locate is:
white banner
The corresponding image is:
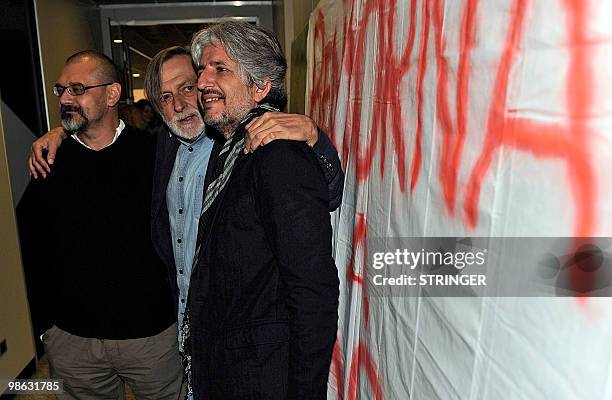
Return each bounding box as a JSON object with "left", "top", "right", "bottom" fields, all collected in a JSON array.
[{"left": 306, "top": 1, "right": 612, "bottom": 399}]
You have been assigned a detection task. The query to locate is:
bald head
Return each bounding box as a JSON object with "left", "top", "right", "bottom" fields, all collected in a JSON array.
[{"left": 65, "top": 50, "right": 119, "bottom": 84}]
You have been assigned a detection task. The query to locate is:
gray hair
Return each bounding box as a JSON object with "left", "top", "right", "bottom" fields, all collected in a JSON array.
[
  {"left": 144, "top": 46, "right": 192, "bottom": 115},
  {"left": 191, "top": 20, "right": 287, "bottom": 109}
]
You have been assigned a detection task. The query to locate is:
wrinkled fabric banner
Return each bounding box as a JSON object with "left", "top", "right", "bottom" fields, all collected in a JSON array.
[{"left": 306, "top": 1, "right": 612, "bottom": 399}]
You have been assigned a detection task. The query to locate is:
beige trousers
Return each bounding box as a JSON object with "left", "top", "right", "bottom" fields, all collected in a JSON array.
[{"left": 43, "top": 323, "right": 184, "bottom": 400}]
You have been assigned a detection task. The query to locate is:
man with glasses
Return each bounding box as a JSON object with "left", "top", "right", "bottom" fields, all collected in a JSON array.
[{"left": 18, "top": 50, "right": 184, "bottom": 399}]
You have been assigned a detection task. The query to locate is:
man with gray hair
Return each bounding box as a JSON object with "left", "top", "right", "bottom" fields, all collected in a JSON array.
[{"left": 183, "top": 21, "right": 339, "bottom": 399}]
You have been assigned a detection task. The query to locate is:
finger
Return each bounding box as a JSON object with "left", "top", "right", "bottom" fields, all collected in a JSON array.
[
  {"left": 249, "top": 112, "right": 282, "bottom": 131},
  {"left": 244, "top": 117, "right": 260, "bottom": 153},
  {"left": 32, "top": 141, "right": 50, "bottom": 171},
  {"left": 251, "top": 130, "right": 295, "bottom": 153},
  {"left": 43, "top": 127, "right": 65, "bottom": 166},
  {"left": 258, "top": 133, "right": 279, "bottom": 147},
  {"left": 244, "top": 127, "right": 256, "bottom": 153},
  {"left": 245, "top": 116, "right": 258, "bottom": 131},
  {"left": 245, "top": 118, "right": 273, "bottom": 152},
  {"left": 244, "top": 135, "right": 253, "bottom": 154},
  {"left": 28, "top": 156, "right": 38, "bottom": 179},
  {"left": 245, "top": 115, "right": 267, "bottom": 137},
  {"left": 30, "top": 155, "right": 47, "bottom": 179},
  {"left": 33, "top": 145, "right": 51, "bottom": 174},
  {"left": 247, "top": 122, "right": 280, "bottom": 152},
  {"left": 244, "top": 117, "right": 256, "bottom": 131},
  {"left": 247, "top": 130, "right": 267, "bottom": 152},
  {"left": 47, "top": 146, "right": 57, "bottom": 166}
]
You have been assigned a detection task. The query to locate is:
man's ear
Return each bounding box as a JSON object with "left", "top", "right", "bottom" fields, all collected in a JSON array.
[
  {"left": 107, "top": 83, "right": 122, "bottom": 107},
  {"left": 251, "top": 80, "right": 272, "bottom": 103}
]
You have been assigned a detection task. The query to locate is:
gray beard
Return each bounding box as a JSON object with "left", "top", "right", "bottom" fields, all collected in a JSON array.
[
  {"left": 164, "top": 115, "right": 205, "bottom": 141},
  {"left": 203, "top": 114, "right": 235, "bottom": 138},
  {"left": 203, "top": 106, "right": 251, "bottom": 138},
  {"left": 61, "top": 115, "right": 88, "bottom": 134}
]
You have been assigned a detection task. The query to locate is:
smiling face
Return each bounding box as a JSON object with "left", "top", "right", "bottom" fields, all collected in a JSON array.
[
  {"left": 159, "top": 55, "right": 205, "bottom": 140},
  {"left": 196, "top": 42, "right": 269, "bottom": 138}
]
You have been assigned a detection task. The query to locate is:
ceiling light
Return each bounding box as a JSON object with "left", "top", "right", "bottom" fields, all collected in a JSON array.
[
  {"left": 132, "top": 73, "right": 141, "bottom": 78},
  {"left": 113, "top": 39, "right": 123, "bottom": 44}
]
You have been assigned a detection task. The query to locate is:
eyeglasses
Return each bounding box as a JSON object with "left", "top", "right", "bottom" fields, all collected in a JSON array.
[
  {"left": 159, "top": 82, "right": 197, "bottom": 106},
  {"left": 52, "top": 82, "right": 114, "bottom": 97}
]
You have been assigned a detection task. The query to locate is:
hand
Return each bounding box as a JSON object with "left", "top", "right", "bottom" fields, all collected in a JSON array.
[
  {"left": 244, "top": 112, "right": 318, "bottom": 154},
  {"left": 28, "top": 127, "right": 67, "bottom": 179}
]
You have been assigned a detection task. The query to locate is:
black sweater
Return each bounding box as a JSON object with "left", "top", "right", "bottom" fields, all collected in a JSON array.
[{"left": 18, "top": 126, "right": 175, "bottom": 339}]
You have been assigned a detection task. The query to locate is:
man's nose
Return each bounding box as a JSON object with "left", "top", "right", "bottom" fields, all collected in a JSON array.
[
  {"left": 173, "top": 96, "right": 186, "bottom": 112},
  {"left": 197, "top": 69, "right": 214, "bottom": 90},
  {"left": 59, "top": 90, "right": 75, "bottom": 104}
]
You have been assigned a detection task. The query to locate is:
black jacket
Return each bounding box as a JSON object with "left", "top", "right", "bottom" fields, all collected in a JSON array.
[
  {"left": 151, "top": 121, "right": 343, "bottom": 399},
  {"left": 191, "top": 126, "right": 340, "bottom": 399},
  {"left": 151, "top": 125, "right": 344, "bottom": 319}
]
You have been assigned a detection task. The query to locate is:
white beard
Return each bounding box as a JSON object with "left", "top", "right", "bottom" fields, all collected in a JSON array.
[{"left": 163, "top": 110, "right": 205, "bottom": 140}]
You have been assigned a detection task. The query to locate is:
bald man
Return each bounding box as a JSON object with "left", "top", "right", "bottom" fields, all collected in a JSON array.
[{"left": 18, "top": 51, "right": 183, "bottom": 399}]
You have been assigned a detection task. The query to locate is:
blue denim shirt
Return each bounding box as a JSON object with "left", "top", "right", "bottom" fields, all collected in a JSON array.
[{"left": 166, "top": 133, "right": 214, "bottom": 350}]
